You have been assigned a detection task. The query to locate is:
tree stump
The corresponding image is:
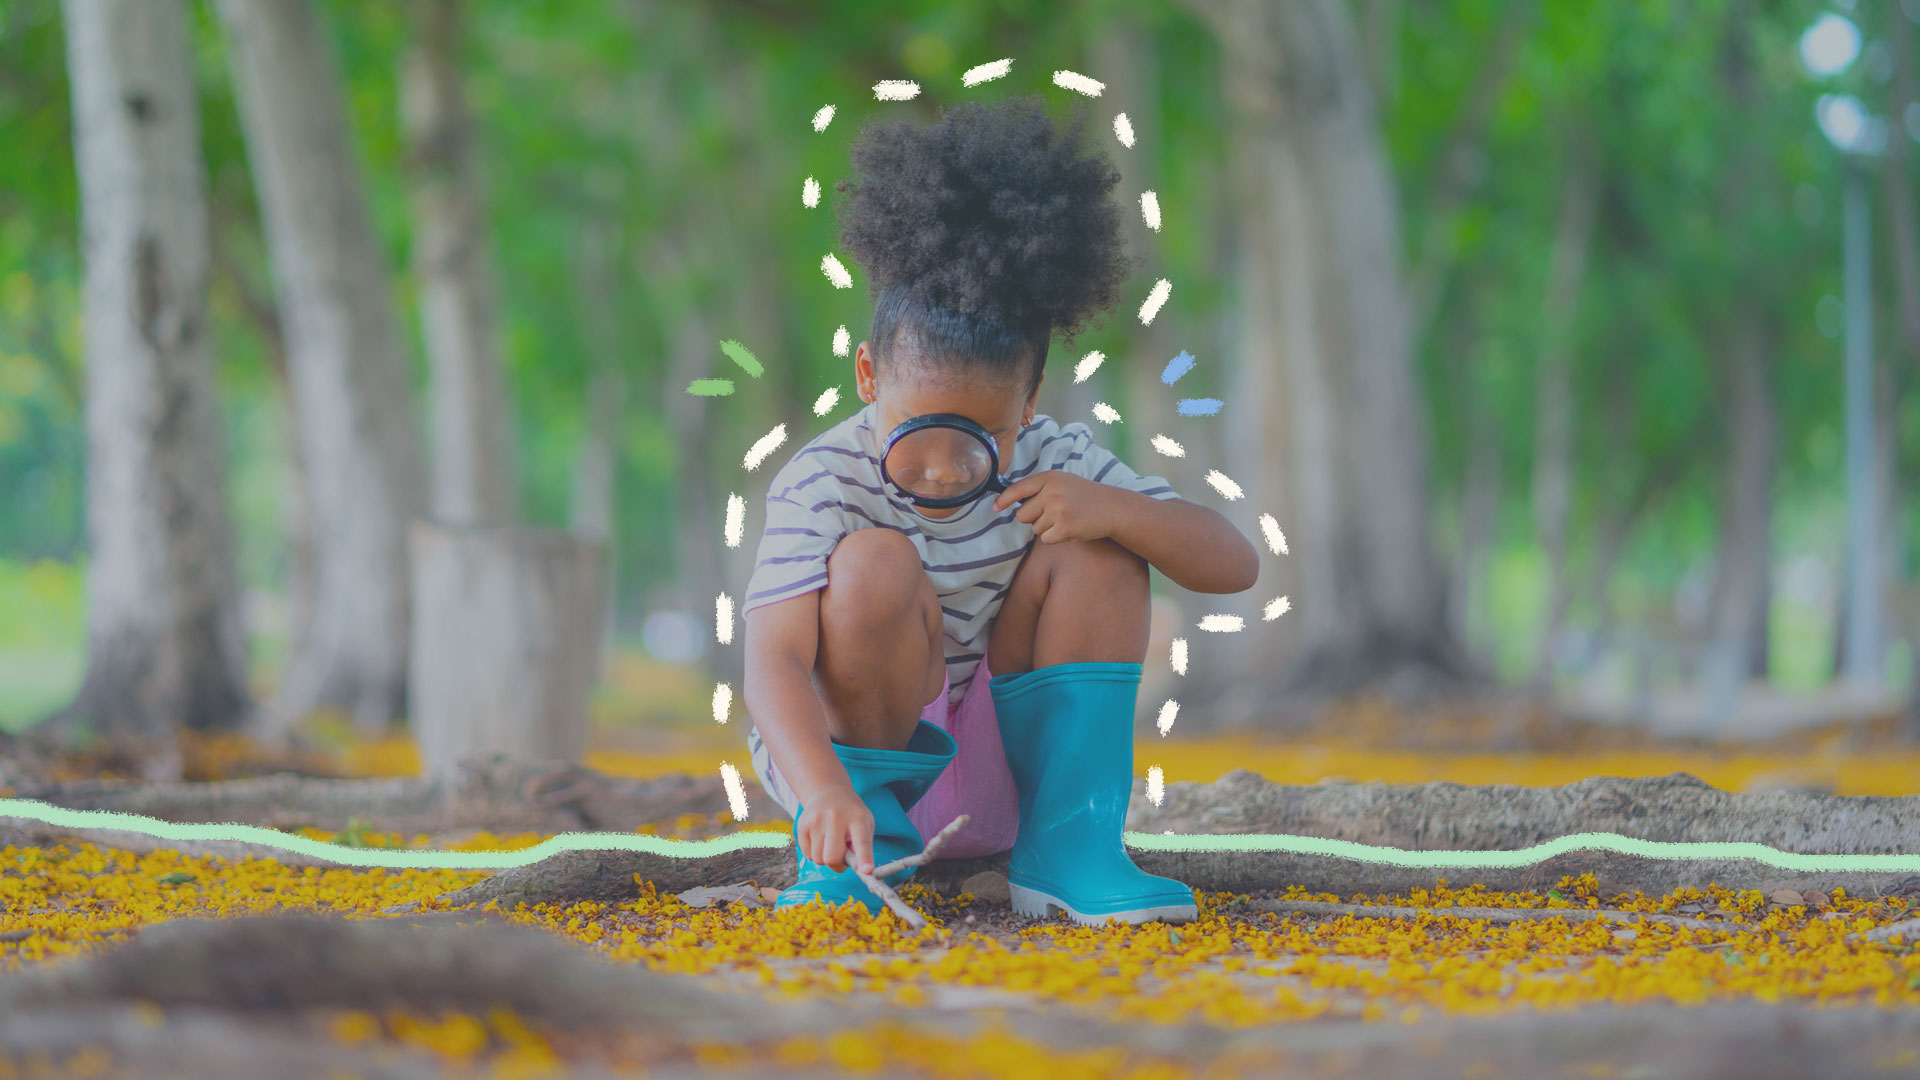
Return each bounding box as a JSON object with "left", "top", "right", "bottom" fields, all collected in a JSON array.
[{"left": 408, "top": 523, "right": 603, "bottom": 778}]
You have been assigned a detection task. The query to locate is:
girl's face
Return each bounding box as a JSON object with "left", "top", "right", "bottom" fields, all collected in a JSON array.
[{"left": 855, "top": 341, "right": 1040, "bottom": 519}]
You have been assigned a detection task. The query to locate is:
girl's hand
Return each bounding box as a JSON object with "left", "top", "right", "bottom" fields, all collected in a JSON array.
[
  {"left": 796, "top": 785, "right": 875, "bottom": 873},
  {"left": 992, "top": 471, "right": 1120, "bottom": 544}
]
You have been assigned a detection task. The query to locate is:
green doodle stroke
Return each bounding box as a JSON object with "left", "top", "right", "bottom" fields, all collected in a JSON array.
[{"left": 5, "top": 799, "right": 1920, "bottom": 872}]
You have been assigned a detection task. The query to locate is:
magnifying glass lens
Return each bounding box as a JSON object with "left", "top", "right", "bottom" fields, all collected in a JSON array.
[{"left": 885, "top": 425, "right": 995, "bottom": 501}]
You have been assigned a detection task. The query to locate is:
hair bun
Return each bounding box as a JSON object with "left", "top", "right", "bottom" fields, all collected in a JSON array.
[{"left": 835, "top": 94, "right": 1133, "bottom": 342}]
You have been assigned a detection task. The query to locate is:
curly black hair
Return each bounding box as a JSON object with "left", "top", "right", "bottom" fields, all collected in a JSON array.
[{"left": 834, "top": 93, "right": 1136, "bottom": 398}]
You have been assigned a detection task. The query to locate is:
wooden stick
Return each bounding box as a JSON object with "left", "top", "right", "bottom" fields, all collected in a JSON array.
[
  {"left": 853, "top": 814, "right": 969, "bottom": 931},
  {"left": 1253, "top": 899, "right": 1726, "bottom": 932},
  {"left": 871, "top": 814, "right": 970, "bottom": 880}
]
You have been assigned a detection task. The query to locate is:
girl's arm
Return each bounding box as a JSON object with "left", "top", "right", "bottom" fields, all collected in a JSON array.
[
  {"left": 1102, "top": 489, "right": 1260, "bottom": 595},
  {"left": 993, "top": 471, "right": 1260, "bottom": 594},
  {"left": 743, "top": 592, "right": 846, "bottom": 806}
]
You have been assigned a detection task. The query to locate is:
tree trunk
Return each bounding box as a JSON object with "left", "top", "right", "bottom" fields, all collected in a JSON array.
[
  {"left": 1209, "top": 0, "right": 1474, "bottom": 712},
  {"left": 408, "top": 524, "right": 603, "bottom": 780},
  {"left": 568, "top": 231, "right": 622, "bottom": 545},
  {"left": 45, "top": 0, "right": 251, "bottom": 767},
  {"left": 1530, "top": 156, "right": 1600, "bottom": 691},
  {"left": 213, "top": 0, "right": 425, "bottom": 740},
  {"left": 1402, "top": 8, "right": 1530, "bottom": 347},
  {"left": 209, "top": 212, "right": 314, "bottom": 661},
  {"left": 1830, "top": 370, "right": 1901, "bottom": 682},
  {"left": 1454, "top": 302, "right": 1502, "bottom": 659},
  {"left": 1699, "top": 12, "right": 1778, "bottom": 704},
  {"left": 665, "top": 309, "right": 726, "bottom": 673},
  {"left": 1701, "top": 311, "right": 1779, "bottom": 693},
  {"left": 402, "top": 0, "right": 519, "bottom": 527},
  {"left": 1884, "top": 0, "right": 1920, "bottom": 384},
  {"left": 571, "top": 223, "right": 626, "bottom": 678}
]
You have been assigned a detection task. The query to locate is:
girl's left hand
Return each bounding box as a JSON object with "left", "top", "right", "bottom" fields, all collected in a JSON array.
[{"left": 992, "top": 471, "right": 1120, "bottom": 545}]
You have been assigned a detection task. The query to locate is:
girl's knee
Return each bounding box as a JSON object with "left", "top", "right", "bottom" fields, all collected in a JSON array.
[{"left": 822, "top": 528, "right": 934, "bottom": 629}]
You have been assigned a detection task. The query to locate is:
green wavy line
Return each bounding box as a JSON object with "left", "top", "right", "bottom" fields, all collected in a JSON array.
[{"left": 6, "top": 799, "right": 1920, "bottom": 873}]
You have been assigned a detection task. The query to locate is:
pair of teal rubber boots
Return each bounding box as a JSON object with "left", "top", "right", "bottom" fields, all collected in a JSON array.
[{"left": 774, "top": 660, "right": 1198, "bottom": 925}]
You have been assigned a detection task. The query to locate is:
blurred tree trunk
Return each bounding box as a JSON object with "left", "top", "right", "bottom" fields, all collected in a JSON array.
[
  {"left": 215, "top": 0, "right": 424, "bottom": 739},
  {"left": 1831, "top": 375, "right": 1902, "bottom": 683},
  {"left": 1358, "top": 0, "right": 1400, "bottom": 109},
  {"left": 46, "top": 0, "right": 251, "bottom": 766},
  {"left": 1889, "top": 2, "right": 1920, "bottom": 383},
  {"left": 209, "top": 214, "right": 314, "bottom": 673},
  {"left": 1449, "top": 287, "right": 1501, "bottom": 658},
  {"left": 402, "top": 0, "right": 519, "bottom": 527},
  {"left": 1530, "top": 155, "right": 1599, "bottom": 691},
  {"left": 1202, "top": 0, "right": 1474, "bottom": 716},
  {"left": 1702, "top": 313, "right": 1778, "bottom": 681},
  {"left": 664, "top": 304, "right": 725, "bottom": 669},
  {"left": 1403, "top": 7, "right": 1529, "bottom": 348},
  {"left": 570, "top": 223, "right": 626, "bottom": 677},
  {"left": 623, "top": 1, "right": 731, "bottom": 686},
  {"left": 1881, "top": 0, "right": 1919, "bottom": 729},
  {"left": 1701, "top": 11, "right": 1778, "bottom": 693},
  {"left": 409, "top": 525, "right": 601, "bottom": 778}
]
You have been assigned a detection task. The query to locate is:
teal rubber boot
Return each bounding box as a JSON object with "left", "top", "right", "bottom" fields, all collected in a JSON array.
[
  {"left": 775, "top": 720, "right": 957, "bottom": 913},
  {"left": 990, "top": 661, "right": 1198, "bottom": 925}
]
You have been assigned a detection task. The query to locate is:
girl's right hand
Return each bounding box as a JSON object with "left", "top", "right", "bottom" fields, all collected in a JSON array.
[{"left": 796, "top": 785, "right": 875, "bottom": 873}]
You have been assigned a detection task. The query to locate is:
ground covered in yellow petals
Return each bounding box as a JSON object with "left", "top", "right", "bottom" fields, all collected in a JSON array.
[
  {"left": 5, "top": 819, "right": 1920, "bottom": 1077},
  {"left": 5, "top": 719, "right": 1920, "bottom": 1077}
]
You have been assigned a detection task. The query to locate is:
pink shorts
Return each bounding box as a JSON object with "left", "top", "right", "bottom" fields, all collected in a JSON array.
[{"left": 746, "top": 652, "right": 1020, "bottom": 861}]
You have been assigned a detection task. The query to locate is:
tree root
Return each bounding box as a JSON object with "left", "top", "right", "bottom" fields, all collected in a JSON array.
[
  {"left": 2, "top": 753, "right": 754, "bottom": 837},
  {"left": 12, "top": 769, "right": 1920, "bottom": 910},
  {"left": 0, "top": 820, "right": 342, "bottom": 868},
  {"left": 381, "top": 846, "right": 795, "bottom": 915},
  {"left": 0, "top": 911, "right": 793, "bottom": 1035},
  {"left": 1253, "top": 899, "right": 1726, "bottom": 931}
]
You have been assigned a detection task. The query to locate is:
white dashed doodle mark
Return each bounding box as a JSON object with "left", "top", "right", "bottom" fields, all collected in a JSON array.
[
  {"left": 724, "top": 493, "right": 745, "bottom": 548},
  {"left": 744, "top": 424, "right": 788, "bottom": 471},
  {"left": 963, "top": 58, "right": 1012, "bottom": 86},
  {"left": 720, "top": 762, "right": 750, "bottom": 819}
]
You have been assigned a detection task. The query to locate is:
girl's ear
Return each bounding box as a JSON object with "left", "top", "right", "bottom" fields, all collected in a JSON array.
[{"left": 855, "top": 343, "right": 876, "bottom": 402}]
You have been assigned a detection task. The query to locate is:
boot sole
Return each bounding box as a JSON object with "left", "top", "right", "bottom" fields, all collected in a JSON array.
[{"left": 1009, "top": 882, "right": 1198, "bottom": 926}]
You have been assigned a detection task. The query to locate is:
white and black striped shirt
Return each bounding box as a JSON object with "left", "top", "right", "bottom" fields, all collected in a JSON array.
[{"left": 743, "top": 401, "right": 1181, "bottom": 707}]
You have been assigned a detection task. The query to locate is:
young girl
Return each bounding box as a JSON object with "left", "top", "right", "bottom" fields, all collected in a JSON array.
[{"left": 741, "top": 94, "right": 1259, "bottom": 926}]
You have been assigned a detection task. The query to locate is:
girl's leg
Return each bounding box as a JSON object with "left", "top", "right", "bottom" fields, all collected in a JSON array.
[
  {"left": 983, "top": 537, "right": 1193, "bottom": 925},
  {"left": 813, "top": 527, "right": 947, "bottom": 751},
  {"left": 986, "top": 537, "right": 1151, "bottom": 677}
]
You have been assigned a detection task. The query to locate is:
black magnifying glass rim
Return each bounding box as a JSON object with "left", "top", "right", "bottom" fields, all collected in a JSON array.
[{"left": 878, "top": 412, "right": 1009, "bottom": 509}]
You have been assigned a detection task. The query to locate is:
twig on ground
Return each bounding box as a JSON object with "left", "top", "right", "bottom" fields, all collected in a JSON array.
[
  {"left": 871, "top": 815, "right": 970, "bottom": 880},
  {"left": 1254, "top": 899, "right": 1726, "bottom": 932},
  {"left": 852, "top": 815, "right": 969, "bottom": 931}
]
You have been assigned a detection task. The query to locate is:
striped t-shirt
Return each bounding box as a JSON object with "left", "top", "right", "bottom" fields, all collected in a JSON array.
[{"left": 743, "top": 400, "right": 1182, "bottom": 708}]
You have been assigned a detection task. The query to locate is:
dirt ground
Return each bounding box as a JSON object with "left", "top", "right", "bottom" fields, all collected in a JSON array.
[{"left": 2, "top": 728, "right": 1919, "bottom": 1079}]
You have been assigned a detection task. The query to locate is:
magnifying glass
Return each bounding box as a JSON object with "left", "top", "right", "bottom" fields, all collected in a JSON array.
[{"left": 879, "top": 413, "right": 1009, "bottom": 510}]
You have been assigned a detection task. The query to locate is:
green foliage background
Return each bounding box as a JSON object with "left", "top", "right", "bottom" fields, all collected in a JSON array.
[{"left": 0, "top": 0, "right": 1914, "bottom": 724}]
